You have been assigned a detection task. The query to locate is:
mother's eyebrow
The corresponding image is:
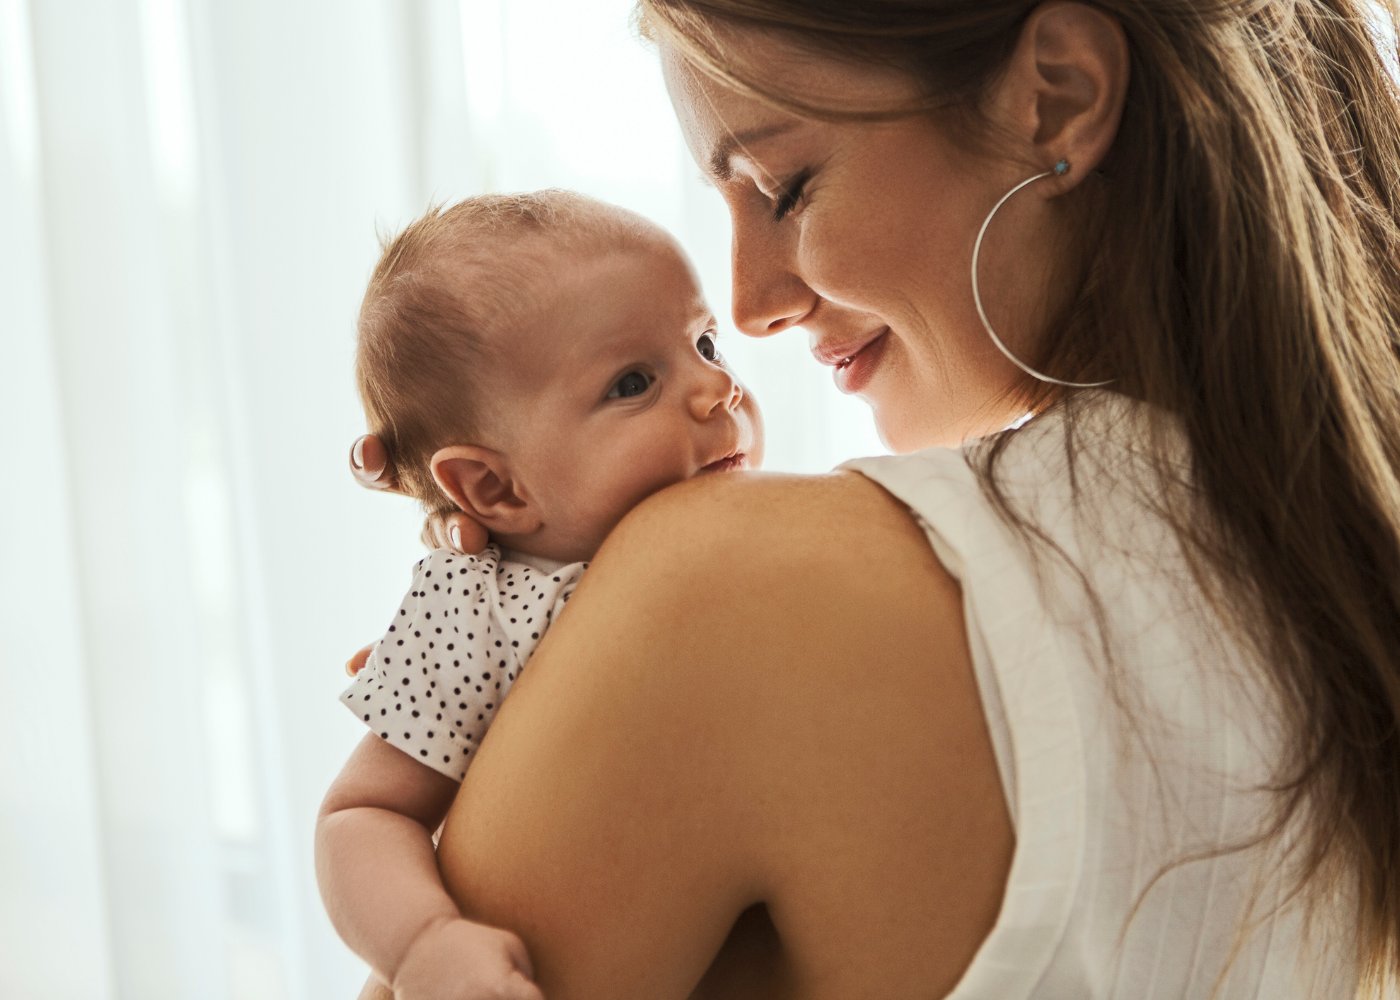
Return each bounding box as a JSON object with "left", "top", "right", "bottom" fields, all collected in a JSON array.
[{"left": 707, "top": 121, "right": 800, "bottom": 180}]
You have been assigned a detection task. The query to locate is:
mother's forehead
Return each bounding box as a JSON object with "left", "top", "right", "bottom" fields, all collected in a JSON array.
[{"left": 659, "top": 29, "right": 921, "bottom": 124}]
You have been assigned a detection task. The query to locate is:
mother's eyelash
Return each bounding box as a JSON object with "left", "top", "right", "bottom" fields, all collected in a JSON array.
[{"left": 772, "top": 170, "right": 812, "bottom": 221}]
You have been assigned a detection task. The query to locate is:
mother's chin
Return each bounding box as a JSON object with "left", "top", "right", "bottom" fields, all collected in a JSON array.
[{"left": 860, "top": 369, "right": 1012, "bottom": 455}]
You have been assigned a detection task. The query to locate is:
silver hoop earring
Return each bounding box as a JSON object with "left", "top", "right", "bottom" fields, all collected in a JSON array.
[{"left": 971, "top": 158, "right": 1112, "bottom": 390}]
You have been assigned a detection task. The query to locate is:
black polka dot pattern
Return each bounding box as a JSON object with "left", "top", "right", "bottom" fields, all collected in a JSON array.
[{"left": 341, "top": 545, "right": 585, "bottom": 782}]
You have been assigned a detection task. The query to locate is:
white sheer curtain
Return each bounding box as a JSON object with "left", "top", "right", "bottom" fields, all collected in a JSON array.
[{"left": 0, "top": 1, "right": 885, "bottom": 998}]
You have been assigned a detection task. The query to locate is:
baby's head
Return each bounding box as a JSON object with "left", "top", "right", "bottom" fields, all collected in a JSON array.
[{"left": 356, "top": 191, "right": 763, "bottom": 563}]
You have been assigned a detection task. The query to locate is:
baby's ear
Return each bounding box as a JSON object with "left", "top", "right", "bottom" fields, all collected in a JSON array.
[{"left": 429, "top": 445, "right": 542, "bottom": 536}]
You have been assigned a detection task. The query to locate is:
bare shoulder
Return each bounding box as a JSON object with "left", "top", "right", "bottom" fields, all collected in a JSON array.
[
  {"left": 437, "top": 472, "right": 1010, "bottom": 997},
  {"left": 558, "top": 468, "right": 968, "bottom": 716},
  {"left": 598, "top": 469, "right": 949, "bottom": 597},
  {"left": 610, "top": 473, "right": 1008, "bottom": 993}
]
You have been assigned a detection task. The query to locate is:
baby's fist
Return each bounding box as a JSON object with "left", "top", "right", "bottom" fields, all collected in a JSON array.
[{"left": 393, "top": 917, "right": 543, "bottom": 1000}]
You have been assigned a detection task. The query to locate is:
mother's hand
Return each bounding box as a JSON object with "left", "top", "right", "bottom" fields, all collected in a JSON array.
[
  {"left": 349, "top": 434, "right": 490, "bottom": 554},
  {"left": 350, "top": 434, "right": 401, "bottom": 493},
  {"left": 346, "top": 434, "right": 493, "bottom": 679}
]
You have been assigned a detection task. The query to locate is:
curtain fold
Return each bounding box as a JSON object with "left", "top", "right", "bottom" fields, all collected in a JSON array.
[{"left": 2, "top": 1, "right": 886, "bottom": 997}]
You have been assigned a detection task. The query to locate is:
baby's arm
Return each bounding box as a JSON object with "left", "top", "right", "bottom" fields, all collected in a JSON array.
[{"left": 316, "top": 734, "right": 541, "bottom": 1000}]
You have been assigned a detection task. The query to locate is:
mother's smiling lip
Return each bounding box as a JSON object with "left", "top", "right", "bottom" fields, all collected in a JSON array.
[{"left": 811, "top": 327, "right": 891, "bottom": 367}]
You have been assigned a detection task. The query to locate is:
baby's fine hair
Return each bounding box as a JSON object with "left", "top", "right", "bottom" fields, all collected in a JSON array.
[{"left": 356, "top": 190, "right": 663, "bottom": 513}]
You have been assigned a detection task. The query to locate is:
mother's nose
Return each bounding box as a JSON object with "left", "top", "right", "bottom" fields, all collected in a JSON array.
[{"left": 730, "top": 217, "right": 815, "bottom": 338}]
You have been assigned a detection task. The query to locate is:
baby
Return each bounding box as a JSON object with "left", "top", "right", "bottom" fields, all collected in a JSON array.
[{"left": 316, "top": 191, "right": 764, "bottom": 999}]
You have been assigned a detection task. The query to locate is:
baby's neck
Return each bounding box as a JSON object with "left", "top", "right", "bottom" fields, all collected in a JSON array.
[{"left": 494, "top": 543, "right": 577, "bottom": 572}]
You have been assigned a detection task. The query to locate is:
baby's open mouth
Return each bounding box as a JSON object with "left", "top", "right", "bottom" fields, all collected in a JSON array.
[{"left": 700, "top": 453, "right": 748, "bottom": 474}]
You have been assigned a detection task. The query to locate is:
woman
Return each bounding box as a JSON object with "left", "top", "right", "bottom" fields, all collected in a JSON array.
[{"left": 352, "top": 1, "right": 1400, "bottom": 995}]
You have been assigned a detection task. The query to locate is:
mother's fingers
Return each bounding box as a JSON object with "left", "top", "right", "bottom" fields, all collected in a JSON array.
[
  {"left": 350, "top": 434, "right": 401, "bottom": 492},
  {"left": 420, "top": 511, "right": 491, "bottom": 555},
  {"left": 354, "top": 974, "right": 394, "bottom": 1000},
  {"left": 502, "top": 973, "right": 546, "bottom": 1000},
  {"left": 495, "top": 930, "right": 544, "bottom": 1000},
  {"left": 351, "top": 435, "right": 491, "bottom": 554},
  {"left": 498, "top": 928, "right": 535, "bottom": 982},
  {"left": 345, "top": 642, "right": 375, "bottom": 677}
]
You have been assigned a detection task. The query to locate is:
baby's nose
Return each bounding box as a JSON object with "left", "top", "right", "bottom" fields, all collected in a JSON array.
[
  {"left": 693, "top": 365, "right": 742, "bottom": 418},
  {"left": 719, "top": 377, "right": 743, "bottom": 413}
]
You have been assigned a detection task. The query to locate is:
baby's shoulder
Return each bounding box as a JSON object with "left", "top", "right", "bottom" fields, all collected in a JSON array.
[
  {"left": 396, "top": 545, "right": 586, "bottom": 643},
  {"left": 343, "top": 545, "right": 587, "bottom": 781},
  {"left": 409, "top": 544, "right": 584, "bottom": 591},
  {"left": 407, "top": 544, "right": 505, "bottom": 587}
]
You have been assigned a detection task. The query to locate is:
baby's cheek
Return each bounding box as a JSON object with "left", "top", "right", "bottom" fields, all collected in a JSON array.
[
  {"left": 584, "top": 477, "right": 668, "bottom": 554},
  {"left": 740, "top": 398, "right": 766, "bottom": 469},
  {"left": 599, "top": 447, "right": 687, "bottom": 517}
]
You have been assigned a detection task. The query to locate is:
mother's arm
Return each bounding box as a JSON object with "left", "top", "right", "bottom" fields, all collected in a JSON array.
[{"left": 437, "top": 472, "right": 1011, "bottom": 998}]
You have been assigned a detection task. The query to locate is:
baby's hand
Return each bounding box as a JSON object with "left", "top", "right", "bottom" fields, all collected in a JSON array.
[{"left": 393, "top": 916, "right": 544, "bottom": 1000}]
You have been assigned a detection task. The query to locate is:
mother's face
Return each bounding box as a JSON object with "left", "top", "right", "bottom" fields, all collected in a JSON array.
[{"left": 662, "top": 36, "right": 1055, "bottom": 450}]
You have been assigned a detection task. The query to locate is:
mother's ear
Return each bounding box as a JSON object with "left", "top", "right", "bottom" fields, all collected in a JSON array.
[
  {"left": 996, "top": 1, "right": 1131, "bottom": 186},
  {"left": 429, "top": 445, "right": 542, "bottom": 537}
]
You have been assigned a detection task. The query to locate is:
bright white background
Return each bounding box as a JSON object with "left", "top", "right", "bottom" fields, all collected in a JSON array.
[{"left": 0, "top": 0, "right": 885, "bottom": 998}]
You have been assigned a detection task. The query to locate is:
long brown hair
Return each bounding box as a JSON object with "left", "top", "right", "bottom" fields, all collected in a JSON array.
[{"left": 638, "top": 0, "right": 1400, "bottom": 988}]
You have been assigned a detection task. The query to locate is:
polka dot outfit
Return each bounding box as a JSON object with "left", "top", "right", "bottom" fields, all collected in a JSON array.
[{"left": 341, "top": 545, "right": 586, "bottom": 781}]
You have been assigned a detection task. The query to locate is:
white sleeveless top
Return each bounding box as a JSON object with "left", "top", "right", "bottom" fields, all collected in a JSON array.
[{"left": 841, "top": 393, "right": 1357, "bottom": 1000}]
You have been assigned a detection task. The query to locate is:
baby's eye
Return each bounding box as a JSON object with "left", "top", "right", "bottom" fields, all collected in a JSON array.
[
  {"left": 697, "top": 332, "right": 722, "bottom": 363},
  {"left": 607, "top": 370, "right": 654, "bottom": 399}
]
